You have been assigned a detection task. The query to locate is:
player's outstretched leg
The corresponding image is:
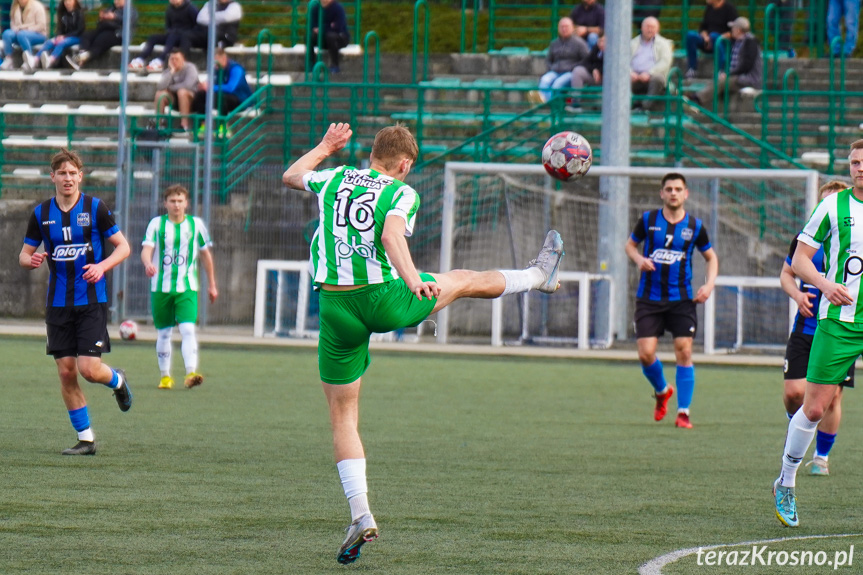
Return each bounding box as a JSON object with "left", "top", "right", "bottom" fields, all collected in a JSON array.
[
  {"left": 337, "top": 513, "right": 379, "bottom": 565},
  {"left": 112, "top": 369, "right": 133, "bottom": 412},
  {"left": 529, "top": 230, "right": 564, "bottom": 293}
]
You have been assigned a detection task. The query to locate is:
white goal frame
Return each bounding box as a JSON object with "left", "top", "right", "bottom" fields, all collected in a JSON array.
[
  {"left": 440, "top": 161, "right": 820, "bottom": 346},
  {"left": 253, "top": 260, "right": 313, "bottom": 338},
  {"left": 703, "top": 275, "right": 797, "bottom": 355}
]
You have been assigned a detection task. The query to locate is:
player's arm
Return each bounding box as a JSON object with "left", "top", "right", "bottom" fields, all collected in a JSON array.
[
  {"left": 83, "top": 231, "right": 131, "bottom": 284},
  {"left": 792, "top": 242, "right": 853, "bottom": 306},
  {"left": 141, "top": 244, "right": 157, "bottom": 277},
  {"left": 693, "top": 247, "right": 718, "bottom": 303},
  {"left": 779, "top": 260, "right": 815, "bottom": 318},
  {"left": 19, "top": 243, "right": 45, "bottom": 269},
  {"left": 199, "top": 247, "right": 218, "bottom": 303},
  {"left": 624, "top": 238, "right": 655, "bottom": 272},
  {"left": 282, "top": 122, "right": 352, "bottom": 190},
  {"left": 381, "top": 215, "right": 439, "bottom": 300}
]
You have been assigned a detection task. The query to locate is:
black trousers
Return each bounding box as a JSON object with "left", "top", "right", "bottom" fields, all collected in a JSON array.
[
  {"left": 80, "top": 29, "right": 122, "bottom": 60},
  {"left": 308, "top": 30, "right": 349, "bottom": 67},
  {"left": 192, "top": 90, "right": 241, "bottom": 115}
]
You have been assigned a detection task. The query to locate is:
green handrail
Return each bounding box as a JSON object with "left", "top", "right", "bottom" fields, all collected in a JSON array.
[
  {"left": 780, "top": 68, "right": 800, "bottom": 159},
  {"left": 304, "top": 0, "right": 324, "bottom": 81},
  {"left": 460, "top": 0, "right": 480, "bottom": 53},
  {"left": 255, "top": 29, "right": 274, "bottom": 85},
  {"left": 712, "top": 35, "right": 731, "bottom": 117},
  {"left": 762, "top": 3, "right": 778, "bottom": 90},
  {"left": 362, "top": 31, "right": 380, "bottom": 117},
  {"left": 412, "top": 0, "right": 429, "bottom": 84}
]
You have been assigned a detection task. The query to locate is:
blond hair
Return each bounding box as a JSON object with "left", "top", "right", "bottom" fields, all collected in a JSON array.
[{"left": 370, "top": 125, "right": 418, "bottom": 172}]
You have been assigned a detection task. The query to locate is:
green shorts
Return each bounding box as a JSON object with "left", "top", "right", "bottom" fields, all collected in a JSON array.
[
  {"left": 317, "top": 274, "right": 437, "bottom": 385},
  {"left": 807, "top": 318, "right": 863, "bottom": 385},
  {"left": 151, "top": 291, "right": 199, "bottom": 329}
]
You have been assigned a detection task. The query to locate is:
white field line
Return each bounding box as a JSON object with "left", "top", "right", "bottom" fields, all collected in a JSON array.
[{"left": 639, "top": 533, "right": 863, "bottom": 574}]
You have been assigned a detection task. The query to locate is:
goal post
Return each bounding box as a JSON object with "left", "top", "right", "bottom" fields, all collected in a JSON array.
[{"left": 439, "top": 161, "right": 820, "bottom": 347}]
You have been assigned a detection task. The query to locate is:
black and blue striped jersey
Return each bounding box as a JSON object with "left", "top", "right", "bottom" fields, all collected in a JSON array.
[
  {"left": 786, "top": 237, "right": 825, "bottom": 336},
  {"left": 24, "top": 194, "right": 121, "bottom": 307},
  {"left": 630, "top": 209, "right": 712, "bottom": 301}
]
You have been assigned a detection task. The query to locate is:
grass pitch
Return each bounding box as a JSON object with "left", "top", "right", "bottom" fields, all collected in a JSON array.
[{"left": 2, "top": 334, "right": 863, "bottom": 574}]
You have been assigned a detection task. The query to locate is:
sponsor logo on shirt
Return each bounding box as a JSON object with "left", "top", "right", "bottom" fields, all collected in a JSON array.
[
  {"left": 648, "top": 226, "right": 662, "bottom": 231},
  {"left": 844, "top": 216, "right": 855, "bottom": 227},
  {"left": 650, "top": 249, "right": 686, "bottom": 264},
  {"left": 52, "top": 243, "right": 91, "bottom": 261},
  {"left": 335, "top": 235, "right": 376, "bottom": 262},
  {"left": 342, "top": 169, "right": 389, "bottom": 190},
  {"left": 844, "top": 255, "right": 863, "bottom": 283},
  {"left": 42, "top": 220, "right": 56, "bottom": 225},
  {"left": 162, "top": 250, "right": 188, "bottom": 267}
]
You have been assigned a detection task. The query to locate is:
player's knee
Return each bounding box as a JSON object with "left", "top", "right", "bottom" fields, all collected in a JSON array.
[
  {"left": 784, "top": 388, "right": 804, "bottom": 410},
  {"left": 803, "top": 402, "right": 826, "bottom": 421},
  {"left": 57, "top": 364, "right": 77, "bottom": 382},
  {"left": 637, "top": 350, "right": 655, "bottom": 365}
]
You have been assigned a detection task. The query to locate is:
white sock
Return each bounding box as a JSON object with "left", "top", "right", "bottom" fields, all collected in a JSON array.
[
  {"left": 78, "top": 428, "right": 95, "bottom": 442},
  {"left": 499, "top": 268, "right": 543, "bottom": 296},
  {"left": 337, "top": 458, "right": 369, "bottom": 520},
  {"left": 779, "top": 410, "right": 820, "bottom": 488},
  {"left": 156, "top": 327, "right": 173, "bottom": 375},
  {"left": 348, "top": 494, "right": 371, "bottom": 521},
  {"left": 178, "top": 323, "right": 198, "bottom": 373}
]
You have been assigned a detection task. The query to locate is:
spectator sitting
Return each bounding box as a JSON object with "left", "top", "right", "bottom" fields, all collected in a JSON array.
[
  {"left": 569, "top": 0, "right": 604, "bottom": 49},
  {"left": 306, "top": 0, "right": 349, "bottom": 74},
  {"left": 154, "top": 48, "right": 198, "bottom": 132},
  {"left": 65, "top": 0, "right": 136, "bottom": 70},
  {"left": 0, "top": 0, "right": 47, "bottom": 70},
  {"left": 684, "top": 0, "right": 738, "bottom": 79},
  {"left": 688, "top": 17, "right": 762, "bottom": 110},
  {"left": 827, "top": 0, "right": 860, "bottom": 57},
  {"left": 182, "top": 0, "right": 241, "bottom": 53},
  {"left": 528, "top": 17, "right": 588, "bottom": 105},
  {"left": 630, "top": 16, "right": 672, "bottom": 112},
  {"left": 24, "top": 0, "right": 84, "bottom": 70},
  {"left": 568, "top": 34, "right": 604, "bottom": 112},
  {"left": 129, "top": 0, "right": 198, "bottom": 73},
  {"left": 191, "top": 46, "right": 251, "bottom": 125}
]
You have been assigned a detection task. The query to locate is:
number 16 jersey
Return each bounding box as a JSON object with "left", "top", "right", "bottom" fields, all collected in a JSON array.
[{"left": 303, "top": 166, "right": 420, "bottom": 286}]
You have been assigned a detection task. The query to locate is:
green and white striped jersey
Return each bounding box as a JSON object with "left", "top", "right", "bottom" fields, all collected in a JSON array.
[
  {"left": 798, "top": 188, "right": 863, "bottom": 322},
  {"left": 142, "top": 214, "right": 212, "bottom": 293},
  {"left": 303, "top": 166, "right": 420, "bottom": 286}
]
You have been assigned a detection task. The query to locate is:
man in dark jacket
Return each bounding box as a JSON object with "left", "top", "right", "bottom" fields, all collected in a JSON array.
[
  {"left": 307, "top": 0, "right": 349, "bottom": 73},
  {"left": 66, "top": 0, "right": 136, "bottom": 69},
  {"left": 690, "top": 17, "right": 762, "bottom": 110},
  {"left": 528, "top": 17, "right": 588, "bottom": 104},
  {"left": 129, "top": 0, "right": 198, "bottom": 73},
  {"left": 684, "top": 0, "right": 738, "bottom": 78},
  {"left": 568, "top": 34, "right": 604, "bottom": 111},
  {"left": 569, "top": 0, "right": 604, "bottom": 49}
]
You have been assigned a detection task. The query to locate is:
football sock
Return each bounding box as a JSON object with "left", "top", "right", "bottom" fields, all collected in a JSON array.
[
  {"left": 108, "top": 368, "right": 122, "bottom": 390},
  {"left": 815, "top": 430, "right": 836, "bottom": 458},
  {"left": 641, "top": 359, "right": 667, "bottom": 394},
  {"left": 178, "top": 323, "right": 198, "bottom": 373},
  {"left": 675, "top": 365, "right": 695, "bottom": 411},
  {"left": 156, "top": 327, "right": 173, "bottom": 375},
  {"left": 499, "top": 268, "right": 543, "bottom": 296},
  {"left": 69, "top": 406, "right": 90, "bottom": 432},
  {"left": 337, "top": 458, "right": 369, "bottom": 521},
  {"left": 779, "top": 410, "right": 819, "bottom": 488},
  {"left": 786, "top": 411, "right": 794, "bottom": 421}
]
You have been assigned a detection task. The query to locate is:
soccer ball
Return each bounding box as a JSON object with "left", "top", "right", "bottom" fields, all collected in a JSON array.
[
  {"left": 119, "top": 320, "right": 138, "bottom": 341},
  {"left": 541, "top": 131, "right": 593, "bottom": 181}
]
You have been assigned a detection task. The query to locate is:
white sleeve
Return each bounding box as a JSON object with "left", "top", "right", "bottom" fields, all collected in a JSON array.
[
  {"left": 797, "top": 198, "right": 833, "bottom": 249},
  {"left": 141, "top": 217, "right": 159, "bottom": 247}
]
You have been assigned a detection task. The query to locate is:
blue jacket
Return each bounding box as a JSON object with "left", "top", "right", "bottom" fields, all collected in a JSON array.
[{"left": 214, "top": 59, "right": 252, "bottom": 102}]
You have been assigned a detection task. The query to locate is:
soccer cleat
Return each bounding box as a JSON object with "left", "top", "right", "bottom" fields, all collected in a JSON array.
[
  {"left": 113, "top": 369, "right": 133, "bottom": 411},
  {"left": 675, "top": 412, "right": 693, "bottom": 429},
  {"left": 158, "top": 376, "right": 174, "bottom": 390},
  {"left": 773, "top": 478, "right": 799, "bottom": 527},
  {"left": 529, "top": 230, "right": 564, "bottom": 294},
  {"left": 805, "top": 456, "right": 829, "bottom": 476},
  {"left": 653, "top": 386, "right": 673, "bottom": 421},
  {"left": 184, "top": 372, "right": 203, "bottom": 389},
  {"left": 337, "top": 513, "right": 378, "bottom": 565},
  {"left": 62, "top": 440, "right": 96, "bottom": 455}
]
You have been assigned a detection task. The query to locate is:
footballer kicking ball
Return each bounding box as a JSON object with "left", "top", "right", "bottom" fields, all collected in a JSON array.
[
  {"left": 541, "top": 131, "right": 593, "bottom": 181},
  {"left": 119, "top": 319, "right": 138, "bottom": 341}
]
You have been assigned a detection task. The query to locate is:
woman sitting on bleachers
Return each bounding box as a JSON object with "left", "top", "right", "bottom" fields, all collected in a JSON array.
[
  {"left": 23, "top": 0, "right": 84, "bottom": 70},
  {"left": 0, "top": 0, "right": 47, "bottom": 70}
]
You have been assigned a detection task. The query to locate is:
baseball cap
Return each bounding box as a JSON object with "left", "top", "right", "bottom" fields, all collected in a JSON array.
[{"left": 728, "top": 17, "right": 750, "bottom": 31}]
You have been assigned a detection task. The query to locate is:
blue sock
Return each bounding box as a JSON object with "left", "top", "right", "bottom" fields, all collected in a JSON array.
[
  {"left": 68, "top": 406, "right": 90, "bottom": 432},
  {"left": 108, "top": 369, "right": 120, "bottom": 390},
  {"left": 642, "top": 359, "right": 667, "bottom": 393},
  {"left": 676, "top": 365, "right": 695, "bottom": 411},
  {"left": 815, "top": 430, "right": 836, "bottom": 458}
]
